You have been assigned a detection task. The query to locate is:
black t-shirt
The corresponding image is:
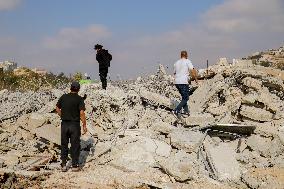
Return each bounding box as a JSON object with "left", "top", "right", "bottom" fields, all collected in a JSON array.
[{"left": 56, "top": 93, "right": 85, "bottom": 121}]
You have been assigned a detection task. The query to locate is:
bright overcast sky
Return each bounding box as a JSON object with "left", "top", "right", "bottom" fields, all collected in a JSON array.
[{"left": 0, "top": 0, "right": 283, "bottom": 79}]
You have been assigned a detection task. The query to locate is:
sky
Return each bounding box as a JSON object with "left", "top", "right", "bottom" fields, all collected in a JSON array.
[{"left": 0, "top": 0, "right": 283, "bottom": 79}]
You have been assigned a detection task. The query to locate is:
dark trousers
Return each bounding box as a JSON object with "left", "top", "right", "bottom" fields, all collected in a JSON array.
[
  {"left": 99, "top": 67, "right": 108, "bottom": 89},
  {"left": 175, "top": 84, "right": 189, "bottom": 113},
  {"left": 61, "top": 121, "right": 81, "bottom": 166}
]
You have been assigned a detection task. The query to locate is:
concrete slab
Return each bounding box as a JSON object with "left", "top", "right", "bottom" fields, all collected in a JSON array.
[
  {"left": 204, "top": 142, "right": 241, "bottom": 181},
  {"left": 170, "top": 130, "right": 205, "bottom": 153},
  {"left": 240, "top": 105, "right": 273, "bottom": 122},
  {"left": 158, "top": 150, "right": 197, "bottom": 182},
  {"left": 181, "top": 113, "right": 215, "bottom": 126},
  {"left": 34, "top": 124, "right": 61, "bottom": 145}
]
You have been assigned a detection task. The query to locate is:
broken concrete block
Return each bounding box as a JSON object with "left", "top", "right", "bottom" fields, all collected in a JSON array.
[
  {"left": 246, "top": 135, "right": 284, "bottom": 158},
  {"left": 140, "top": 137, "right": 172, "bottom": 157},
  {"left": 204, "top": 142, "right": 241, "bottom": 181},
  {"left": 27, "top": 113, "right": 48, "bottom": 130},
  {"left": 151, "top": 121, "right": 176, "bottom": 134},
  {"left": 38, "top": 100, "right": 57, "bottom": 113},
  {"left": 46, "top": 113, "right": 61, "bottom": 127},
  {"left": 189, "top": 74, "right": 228, "bottom": 113},
  {"left": 110, "top": 143, "right": 156, "bottom": 172},
  {"left": 139, "top": 88, "right": 177, "bottom": 109},
  {"left": 34, "top": 124, "right": 61, "bottom": 145},
  {"left": 242, "top": 77, "right": 262, "bottom": 90},
  {"left": 233, "top": 59, "right": 253, "bottom": 67},
  {"left": 242, "top": 92, "right": 258, "bottom": 104},
  {"left": 246, "top": 135, "right": 271, "bottom": 158},
  {"left": 181, "top": 113, "right": 215, "bottom": 126},
  {"left": 236, "top": 149, "right": 270, "bottom": 168},
  {"left": 158, "top": 150, "right": 197, "bottom": 182},
  {"left": 240, "top": 105, "right": 273, "bottom": 122},
  {"left": 110, "top": 137, "right": 171, "bottom": 172},
  {"left": 206, "top": 104, "right": 228, "bottom": 116},
  {"left": 241, "top": 168, "right": 284, "bottom": 189},
  {"left": 0, "top": 154, "right": 19, "bottom": 168},
  {"left": 279, "top": 127, "right": 284, "bottom": 145},
  {"left": 253, "top": 122, "right": 278, "bottom": 137},
  {"left": 0, "top": 158, "right": 4, "bottom": 168},
  {"left": 170, "top": 130, "right": 204, "bottom": 153},
  {"left": 217, "top": 58, "right": 229, "bottom": 66}
]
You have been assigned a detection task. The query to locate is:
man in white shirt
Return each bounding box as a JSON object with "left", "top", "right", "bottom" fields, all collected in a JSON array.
[{"left": 173, "top": 50, "right": 194, "bottom": 116}]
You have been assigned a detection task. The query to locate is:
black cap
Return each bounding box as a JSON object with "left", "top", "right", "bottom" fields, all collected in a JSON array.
[
  {"left": 71, "top": 81, "right": 80, "bottom": 90},
  {"left": 94, "top": 44, "right": 103, "bottom": 50}
]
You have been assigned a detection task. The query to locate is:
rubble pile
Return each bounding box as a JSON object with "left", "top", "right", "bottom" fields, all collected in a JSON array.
[
  {"left": 0, "top": 62, "right": 284, "bottom": 188},
  {"left": 248, "top": 46, "right": 284, "bottom": 69}
]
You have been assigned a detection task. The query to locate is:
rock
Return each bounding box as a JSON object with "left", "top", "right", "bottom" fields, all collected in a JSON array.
[
  {"left": 110, "top": 143, "right": 156, "bottom": 172},
  {"left": 240, "top": 105, "right": 273, "bottom": 122},
  {"left": 0, "top": 154, "right": 19, "bottom": 168},
  {"left": 46, "top": 113, "right": 61, "bottom": 127},
  {"left": 236, "top": 149, "right": 270, "bottom": 168},
  {"left": 204, "top": 142, "right": 241, "bottom": 181},
  {"left": 189, "top": 74, "right": 227, "bottom": 113},
  {"left": 139, "top": 88, "right": 177, "bottom": 109},
  {"left": 234, "top": 59, "right": 253, "bottom": 67},
  {"left": 279, "top": 127, "right": 284, "bottom": 145},
  {"left": 34, "top": 124, "right": 61, "bottom": 145},
  {"left": 0, "top": 158, "right": 4, "bottom": 168},
  {"left": 241, "top": 168, "right": 284, "bottom": 189},
  {"left": 246, "top": 135, "right": 284, "bottom": 158},
  {"left": 242, "top": 77, "right": 262, "bottom": 90},
  {"left": 181, "top": 113, "right": 215, "bottom": 126},
  {"left": 151, "top": 121, "right": 176, "bottom": 134},
  {"left": 217, "top": 58, "right": 229, "bottom": 66},
  {"left": 158, "top": 150, "right": 197, "bottom": 182},
  {"left": 27, "top": 113, "right": 48, "bottom": 130},
  {"left": 169, "top": 130, "right": 205, "bottom": 153},
  {"left": 158, "top": 64, "right": 167, "bottom": 76},
  {"left": 38, "top": 100, "right": 57, "bottom": 113},
  {"left": 110, "top": 137, "right": 172, "bottom": 172}
]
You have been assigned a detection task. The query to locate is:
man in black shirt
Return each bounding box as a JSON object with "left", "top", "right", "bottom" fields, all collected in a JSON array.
[
  {"left": 56, "top": 81, "right": 87, "bottom": 172},
  {"left": 94, "top": 44, "right": 112, "bottom": 90}
]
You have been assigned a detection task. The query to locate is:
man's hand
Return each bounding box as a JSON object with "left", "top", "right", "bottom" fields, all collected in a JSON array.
[
  {"left": 82, "top": 125, "right": 87, "bottom": 135},
  {"left": 56, "top": 106, "right": 62, "bottom": 116},
  {"left": 80, "top": 110, "right": 87, "bottom": 135}
]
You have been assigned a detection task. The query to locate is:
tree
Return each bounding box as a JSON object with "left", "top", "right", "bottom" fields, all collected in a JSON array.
[{"left": 73, "top": 72, "right": 83, "bottom": 81}]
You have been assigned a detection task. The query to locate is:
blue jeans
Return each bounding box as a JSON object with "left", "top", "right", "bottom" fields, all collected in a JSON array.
[{"left": 175, "top": 84, "right": 189, "bottom": 113}]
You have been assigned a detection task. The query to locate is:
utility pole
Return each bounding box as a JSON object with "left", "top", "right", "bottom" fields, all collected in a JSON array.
[{"left": 206, "top": 60, "right": 209, "bottom": 78}]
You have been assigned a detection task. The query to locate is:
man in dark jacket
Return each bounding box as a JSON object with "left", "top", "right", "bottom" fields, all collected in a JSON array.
[
  {"left": 94, "top": 44, "right": 112, "bottom": 90},
  {"left": 56, "top": 81, "right": 87, "bottom": 172}
]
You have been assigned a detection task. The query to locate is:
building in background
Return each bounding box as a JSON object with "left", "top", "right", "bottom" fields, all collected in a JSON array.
[
  {"left": 0, "top": 61, "right": 18, "bottom": 71},
  {"left": 32, "top": 68, "right": 47, "bottom": 75}
]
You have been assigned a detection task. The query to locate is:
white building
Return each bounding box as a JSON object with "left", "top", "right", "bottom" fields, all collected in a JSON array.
[{"left": 0, "top": 61, "right": 18, "bottom": 71}]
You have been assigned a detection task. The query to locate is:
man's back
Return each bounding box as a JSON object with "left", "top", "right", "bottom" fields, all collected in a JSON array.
[
  {"left": 174, "top": 58, "right": 193, "bottom": 84},
  {"left": 96, "top": 49, "right": 112, "bottom": 67},
  {"left": 57, "top": 93, "right": 85, "bottom": 121}
]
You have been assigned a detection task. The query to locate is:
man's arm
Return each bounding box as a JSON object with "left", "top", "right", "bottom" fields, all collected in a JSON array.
[
  {"left": 56, "top": 106, "right": 62, "bottom": 116},
  {"left": 80, "top": 110, "right": 87, "bottom": 134},
  {"left": 189, "top": 68, "right": 198, "bottom": 84}
]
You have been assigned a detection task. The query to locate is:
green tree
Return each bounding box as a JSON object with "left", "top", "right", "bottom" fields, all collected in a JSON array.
[{"left": 73, "top": 72, "right": 83, "bottom": 81}]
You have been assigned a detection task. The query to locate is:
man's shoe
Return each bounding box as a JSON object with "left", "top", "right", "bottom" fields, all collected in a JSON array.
[
  {"left": 71, "top": 165, "right": 81, "bottom": 172},
  {"left": 181, "top": 111, "right": 190, "bottom": 117},
  {"left": 172, "top": 110, "right": 181, "bottom": 118},
  {"left": 61, "top": 165, "right": 68, "bottom": 172}
]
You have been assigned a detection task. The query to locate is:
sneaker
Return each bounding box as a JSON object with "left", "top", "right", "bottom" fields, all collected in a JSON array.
[
  {"left": 61, "top": 165, "right": 68, "bottom": 172},
  {"left": 181, "top": 111, "right": 190, "bottom": 117},
  {"left": 171, "top": 110, "right": 181, "bottom": 118},
  {"left": 71, "top": 165, "right": 81, "bottom": 172}
]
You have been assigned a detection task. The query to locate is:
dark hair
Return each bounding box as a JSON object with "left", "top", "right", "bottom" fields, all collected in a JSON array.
[
  {"left": 181, "top": 51, "right": 188, "bottom": 58},
  {"left": 70, "top": 86, "right": 80, "bottom": 92}
]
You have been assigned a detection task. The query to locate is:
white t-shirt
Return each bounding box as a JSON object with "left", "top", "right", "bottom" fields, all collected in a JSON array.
[{"left": 174, "top": 58, "right": 194, "bottom": 84}]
